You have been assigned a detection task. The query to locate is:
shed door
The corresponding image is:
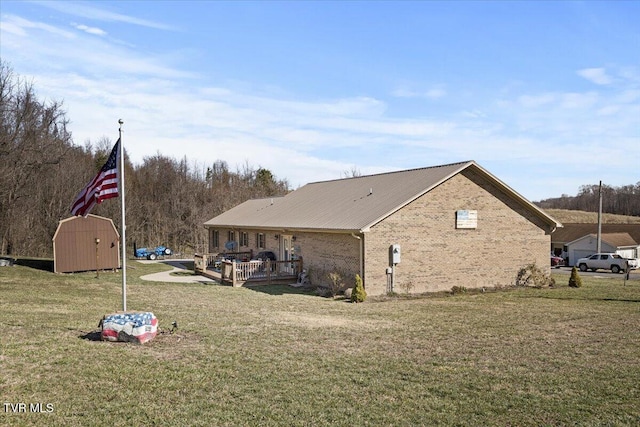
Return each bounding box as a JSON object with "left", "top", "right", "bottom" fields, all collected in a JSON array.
[{"left": 571, "top": 250, "right": 594, "bottom": 266}]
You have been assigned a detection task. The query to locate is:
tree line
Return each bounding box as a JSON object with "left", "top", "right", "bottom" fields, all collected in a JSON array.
[
  {"left": 536, "top": 183, "right": 640, "bottom": 218},
  {"left": 3, "top": 61, "right": 637, "bottom": 258},
  {"left": 0, "top": 61, "right": 289, "bottom": 258}
]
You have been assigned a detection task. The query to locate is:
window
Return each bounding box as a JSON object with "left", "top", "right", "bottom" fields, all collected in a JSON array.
[
  {"left": 228, "top": 231, "right": 235, "bottom": 243},
  {"left": 210, "top": 230, "right": 219, "bottom": 249},
  {"left": 256, "top": 233, "right": 265, "bottom": 249},
  {"left": 240, "top": 231, "right": 249, "bottom": 247}
]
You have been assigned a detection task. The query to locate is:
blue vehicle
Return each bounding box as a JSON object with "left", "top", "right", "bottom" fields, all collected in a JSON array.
[{"left": 134, "top": 244, "right": 172, "bottom": 260}]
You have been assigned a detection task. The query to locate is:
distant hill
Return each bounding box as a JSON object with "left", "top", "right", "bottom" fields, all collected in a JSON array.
[
  {"left": 543, "top": 209, "right": 640, "bottom": 224},
  {"left": 535, "top": 182, "right": 639, "bottom": 218}
]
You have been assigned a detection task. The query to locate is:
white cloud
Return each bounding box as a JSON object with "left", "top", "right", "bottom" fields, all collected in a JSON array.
[
  {"left": 518, "top": 93, "right": 556, "bottom": 108},
  {"left": 577, "top": 67, "right": 612, "bottom": 85},
  {"left": 1, "top": 14, "right": 76, "bottom": 39},
  {"left": 560, "top": 92, "right": 599, "bottom": 109},
  {"left": 391, "top": 86, "right": 446, "bottom": 99},
  {"left": 1, "top": 14, "right": 193, "bottom": 79},
  {"left": 2, "top": 5, "right": 638, "bottom": 201},
  {"left": 32, "top": 0, "right": 176, "bottom": 30},
  {"left": 72, "top": 23, "right": 107, "bottom": 36},
  {"left": 21, "top": 61, "right": 640, "bottom": 194}
]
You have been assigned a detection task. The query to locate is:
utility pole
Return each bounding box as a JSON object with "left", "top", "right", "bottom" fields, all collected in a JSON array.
[{"left": 597, "top": 180, "right": 602, "bottom": 254}]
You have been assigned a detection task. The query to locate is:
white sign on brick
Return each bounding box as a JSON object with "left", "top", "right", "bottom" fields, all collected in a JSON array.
[{"left": 456, "top": 210, "right": 478, "bottom": 229}]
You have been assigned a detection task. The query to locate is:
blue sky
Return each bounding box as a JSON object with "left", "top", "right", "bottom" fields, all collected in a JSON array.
[{"left": 1, "top": 1, "right": 638, "bottom": 201}]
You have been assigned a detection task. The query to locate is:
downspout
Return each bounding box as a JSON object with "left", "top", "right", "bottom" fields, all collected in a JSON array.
[{"left": 351, "top": 232, "right": 364, "bottom": 285}]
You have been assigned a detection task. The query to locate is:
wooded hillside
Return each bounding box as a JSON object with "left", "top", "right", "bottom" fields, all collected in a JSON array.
[
  {"left": 536, "top": 183, "right": 640, "bottom": 218},
  {"left": 0, "top": 62, "right": 289, "bottom": 258}
]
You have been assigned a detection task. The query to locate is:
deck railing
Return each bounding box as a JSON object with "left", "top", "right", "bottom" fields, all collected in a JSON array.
[
  {"left": 194, "top": 251, "right": 253, "bottom": 273},
  {"left": 195, "top": 253, "right": 302, "bottom": 286}
]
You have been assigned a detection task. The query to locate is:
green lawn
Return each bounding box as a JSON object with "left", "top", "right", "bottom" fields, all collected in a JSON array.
[{"left": 1, "top": 261, "right": 639, "bottom": 426}]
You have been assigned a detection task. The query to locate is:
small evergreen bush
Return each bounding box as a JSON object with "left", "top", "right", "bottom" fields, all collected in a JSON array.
[
  {"left": 568, "top": 266, "right": 583, "bottom": 288},
  {"left": 351, "top": 274, "right": 366, "bottom": 303}
]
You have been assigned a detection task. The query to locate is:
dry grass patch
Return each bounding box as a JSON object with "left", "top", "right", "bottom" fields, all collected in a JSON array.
[
  {"left": 1, "top": 261, "right": 639, "bottom": 426},
  {"left": 544, "top": 208, "right": 640, "bottom": 224}
]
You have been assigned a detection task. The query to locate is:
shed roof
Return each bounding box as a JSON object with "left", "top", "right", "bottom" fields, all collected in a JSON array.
[
  {"left": 566, "top": 232, "right": 638, "bottom": 249},
  {"left": 204, "top": 160, "right": 561, "bottom": 233},
  {"left": 52, "top": 214, "right": 119, "bottom": 241},
  {"left": 552, "top": 223, "right": 640, "bottom": 244}
]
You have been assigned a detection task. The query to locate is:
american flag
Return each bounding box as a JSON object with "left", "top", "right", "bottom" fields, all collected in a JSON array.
[
  {"left": 101, "top": 311, "right": 158, "bottom": 344},
  {"left": 70, "top": 139, "right": 120, "bottom": 216}
]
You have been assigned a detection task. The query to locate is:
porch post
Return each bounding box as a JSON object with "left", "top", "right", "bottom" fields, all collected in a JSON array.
[
  {"left": 266, "top": 259, "right": 271, "bottom": 285},
  {"left": 232, "top": 260, "right": 237, "bottom": 287}
]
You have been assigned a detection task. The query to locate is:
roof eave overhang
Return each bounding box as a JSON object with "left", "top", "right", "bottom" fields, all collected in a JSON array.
[
  {"left": 467, "top": 162, "right": 563, "bottom": 232},
  {"left": 359, "top": 161, "right": 563, "bottom": 233},
  {"left": 359, "top": 162, "right": 474, "bottom": 231},
  {"left": 204, "top": 223, "right": 366, "bottom": 235}
]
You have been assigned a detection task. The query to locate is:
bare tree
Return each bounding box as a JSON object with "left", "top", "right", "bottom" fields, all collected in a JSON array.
[
  {"left": 0, "top": 64, "right": 292, "bottom": 257},
  {"left": 342, "top": 165, "right": 362, "bottom": 178},
  {"left": 0, "top": 61, "right": 75, "bottom": 255}
]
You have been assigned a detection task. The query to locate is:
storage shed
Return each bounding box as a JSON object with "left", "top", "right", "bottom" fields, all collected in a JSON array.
[{"left": 53, "top": 215, "right": 120, "bottom": 273}]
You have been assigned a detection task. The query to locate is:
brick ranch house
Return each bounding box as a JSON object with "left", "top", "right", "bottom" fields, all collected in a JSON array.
[{"left": 200, "top": 161, "right": 561, "bottom": 296}]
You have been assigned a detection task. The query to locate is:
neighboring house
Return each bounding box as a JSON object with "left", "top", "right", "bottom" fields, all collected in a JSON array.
[
  {"left": 53, "top": 214, "right": 120, "bottom": 273},
  {"left": 565, "top": 233, "right": 639, "bottom": 266},
  {"left": 203, "top": 161, "right": 561, "bottom": 296},
  {"left": 551, "top": 224, "right": 640, "bottom": 265}
]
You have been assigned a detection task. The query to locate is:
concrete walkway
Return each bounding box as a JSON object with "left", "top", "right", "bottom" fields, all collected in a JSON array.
[{"left": 138, "top": 259, "right": 216, "bottom": 284}]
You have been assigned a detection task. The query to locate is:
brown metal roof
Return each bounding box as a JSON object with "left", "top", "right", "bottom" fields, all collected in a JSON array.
[
  {"left": 568, "top": 232, "right": 638, "bottom": 248},
  {"left": 552, "top": 223, "right": 640, "bottom": 244},
  {"left": 204, "top": 160, "right": 560, "bottom": 232},
  {"left": 601, "top": 233, "right": 638, "bottom": 247}
]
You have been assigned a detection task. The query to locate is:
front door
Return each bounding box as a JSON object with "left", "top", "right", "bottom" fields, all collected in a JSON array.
[{"left": 280, "top": 235, "right": 294, "bottom": 274}]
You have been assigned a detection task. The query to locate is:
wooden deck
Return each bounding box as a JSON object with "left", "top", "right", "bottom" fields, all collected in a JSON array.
[{"left": 194, "top": 253, "right": 302, "bottom": 287}]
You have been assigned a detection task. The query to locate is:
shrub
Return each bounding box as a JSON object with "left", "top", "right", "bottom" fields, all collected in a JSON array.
[
  {"left": 351, "top": 274, "right": 366, "bottom": 303},
  {"left": 399, "top": 279, "right": 415, "bottom": 294},
  {"left": 310, "top": 266, "right": 349, "bottom": 298},
  {"left": 327, "top": 271, "right": 344, "bottom": 297},
  {"left": 568, "top": 266, "right": 583, "bottom": 288},
  {"left": 451, "top": 286, "right": 467, "bottom": 295},
  {"left": 515, "top": 263, "right": 554, "bottom": 288}
]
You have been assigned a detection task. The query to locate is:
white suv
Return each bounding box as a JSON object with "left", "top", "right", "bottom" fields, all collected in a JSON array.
[{"left": 576, "top": 253, "right": 638, "bottom": 274}]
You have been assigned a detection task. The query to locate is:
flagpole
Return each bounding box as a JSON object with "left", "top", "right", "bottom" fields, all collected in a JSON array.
[{"left": 118, "top": 119, "right": 127, "bottom": 312}]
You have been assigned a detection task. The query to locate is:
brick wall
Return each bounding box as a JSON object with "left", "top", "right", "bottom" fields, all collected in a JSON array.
[
  {"left": 207, "top": 227, "right": 280, "bottom": 256},
  {"left": 290, "top": 231, "right": 361, "bottom": 288},
  {"left": 206, "top": 227, "right": 362, "bottom": 288},
  {"left": 363, "top": 169, "right": 552, "bottom": 296}
]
